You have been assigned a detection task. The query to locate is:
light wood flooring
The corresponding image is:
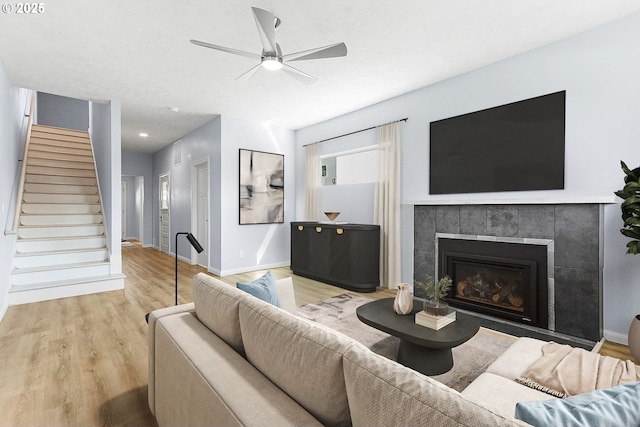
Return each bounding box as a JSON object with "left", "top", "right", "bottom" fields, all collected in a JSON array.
[{"left": 0, "top": 242, "right": 633, "bottom": 426}]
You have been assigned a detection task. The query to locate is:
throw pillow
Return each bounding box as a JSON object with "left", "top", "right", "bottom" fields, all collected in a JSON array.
[
  {"left": 514, "top": 381, "right": 640, "bottom": 427},
  {"left": 237, "top": 271, "right": 281, "bottom": 308}
]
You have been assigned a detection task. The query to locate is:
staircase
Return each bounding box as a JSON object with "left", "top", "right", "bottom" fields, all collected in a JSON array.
[{"left": 9, "top": 124, "right": 116, "bottom": 304}]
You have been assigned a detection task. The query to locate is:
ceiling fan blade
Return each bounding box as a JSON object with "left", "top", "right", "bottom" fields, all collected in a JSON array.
[
  {"left": 282, "top": 64, "right": 318, "bottom": 85},
  {"left": 283, "top": 42, "right": 347, "bottom": 62},
  {"left": 235, "top": 64, "right": 262, "bottom": 81},
  {"left": 251, "top": 7, "right": 277, "bottom": 55},
  {"left": 190, "top": 39, "right": 260, "bottom": 60}
]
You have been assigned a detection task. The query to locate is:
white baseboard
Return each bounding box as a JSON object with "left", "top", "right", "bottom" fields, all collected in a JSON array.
[
  {"left": 9, "top": 275, "right": 125, "bottom": 305},
  {"left": 603, "top": 329, "right": 628, "bottom": 345},
  {"left": 0, "top": 297, "right": 8, "bottom": 323},
  {"left": 142, "top": 244, "right": 153, "bottom": 248},
  {"left": 217, "top": 261, "right": 290, "bottom": 277}
]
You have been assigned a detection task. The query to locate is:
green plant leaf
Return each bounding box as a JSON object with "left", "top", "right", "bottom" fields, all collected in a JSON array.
[
  {"left": 626, "top": 240, "right": 640, "bottom": 255},
  {"left": 623, "top": 217, "right": 640, "bottom": 227},
  {"left": 621, "top": 161, "right": 640, "bottom": 181},
  {"left": 621, "top": 196, "right": 640, "bottom": 209},
  {"left": 621, "top": 228, "right": 640, "bottom": 240}
]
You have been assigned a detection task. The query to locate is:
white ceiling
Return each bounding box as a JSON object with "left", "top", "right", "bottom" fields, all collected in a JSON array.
[{"left": 1, "top": 1, "right": 639, "bottom": 153}]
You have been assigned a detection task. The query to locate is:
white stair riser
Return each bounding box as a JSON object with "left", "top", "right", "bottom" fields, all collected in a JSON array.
[
  {"left": 18, "top": 225, "right": 104, "bottom": 239},
  {"left": 23, "top": 193, "right": 99, "bottom": 203},
  {"left": 20, "top": 214, "right": 103, "bottom": 226},
  {"left": 27, "top": 157, "right": 94, "bottom": 170},
  {"left": 25, "top": 174, "right": 96, "bottom": 186},
  {"left": 24, "top": 183, "right": 98, "bottom": 195},
  {"left": 22, "top": 203, "right": 101, "bottom": 214},
  {"left": 14, "top": 250, "right": 109, "bottom": 269},
  {"left": 11, "top": 264, "right": 111, "bottom": 286},
  {"left": 16, "top": 237, "right": 106, "bottom": 253}
]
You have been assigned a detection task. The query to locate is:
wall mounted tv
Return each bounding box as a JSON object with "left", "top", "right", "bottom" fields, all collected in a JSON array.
[{"left": 429, "top": 91, "right": 565, "bottom": 195}]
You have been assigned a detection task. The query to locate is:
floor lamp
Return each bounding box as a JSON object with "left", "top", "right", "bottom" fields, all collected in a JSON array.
[
  {"left": 175, "top": 232, "right": 204, "bottom": 306},
  {"left": 145, "top": 232, "right": 203, "bottom": 324}
]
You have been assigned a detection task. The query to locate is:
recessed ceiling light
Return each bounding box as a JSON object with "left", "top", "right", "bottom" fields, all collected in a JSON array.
[
  {"left": 139, "top": 133, "right": 148, "bottom": 137},
  {"left": 169, "top": 107, "right": 180, "bottom": 112}
]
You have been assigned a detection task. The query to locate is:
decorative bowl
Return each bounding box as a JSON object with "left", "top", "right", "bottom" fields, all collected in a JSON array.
[{"left": 324, "top": 211, "right": 341, "bottom": 221}]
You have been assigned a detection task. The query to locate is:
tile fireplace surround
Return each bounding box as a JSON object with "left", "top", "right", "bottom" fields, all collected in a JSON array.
[{"left": 413, "top": 203, "right": 604, "bottom": 343}]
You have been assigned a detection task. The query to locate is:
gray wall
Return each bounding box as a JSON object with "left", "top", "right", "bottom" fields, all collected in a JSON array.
[
  {"left": 295, "top": 12, "right": 640, "bottom": 343},
  {"left": 122, "top": 151, "right": 153, "bottom": 246},
  {"left": 151, "top": 115, "right": 295, "bottom": 275},
  {"left": 0, "top": 60, "right": 31, "bottom": 320},
  {"left": 121, "top": 175, "right": 138, "bottom": 240},
  {"left": 37, "top": 92, "right": 89, "bottom": 131}
]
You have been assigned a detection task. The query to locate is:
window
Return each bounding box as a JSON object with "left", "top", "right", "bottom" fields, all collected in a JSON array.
[{"left": 321, "top": 147, "right": 378, "bottom": 186}]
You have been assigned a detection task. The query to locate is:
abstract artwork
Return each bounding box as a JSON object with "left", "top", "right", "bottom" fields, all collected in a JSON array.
[{"left": 239, "top": 149, "right": 284, "bottom": 224}]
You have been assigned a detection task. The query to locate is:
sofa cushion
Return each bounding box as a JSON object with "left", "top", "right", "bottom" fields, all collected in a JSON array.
[
  {"left": 239, "top": 297, "right": 353, "bottom": 427},
  {"left": 462, "top": 372, "right": 553, "bottom": 420},
  {"left": 514, "top": 381, "right": 640, "bottom": 427},
  {"left": 342, "top": 346, "right": 528, "bottom": 427},
  {"left": 485, "top": 337, "right": 546, "bottom": 380},
  {"left": 192, "top": 272, "right": 249, "bottom": 355},
  {"left": 275, "top": 277, "right": 298, "bottom": 315},
  {"left": 154, "top": 312, "right": 322, "bottom": 427},
  {"left": 237, "top": 270, "right": 281, "bottom": 307}
]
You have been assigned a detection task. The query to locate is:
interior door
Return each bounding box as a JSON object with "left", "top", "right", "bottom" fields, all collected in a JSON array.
[
  {"left": 121, "top": 180, "right": 127, "bottom": 240},
  {"left": 159, "top": 173, "right": 170, "bottom": 254},
  {"left": 196, "top": 163, "right": 209, "bottom": 266}
]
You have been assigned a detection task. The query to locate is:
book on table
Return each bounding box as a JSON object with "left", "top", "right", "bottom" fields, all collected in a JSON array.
[{"left": 415, "top": 309, "right": 456, "bottom": 330}]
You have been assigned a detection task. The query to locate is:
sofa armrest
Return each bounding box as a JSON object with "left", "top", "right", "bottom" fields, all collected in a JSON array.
[{"left": 148, "top": 303, "right": 195, "bottom": 415}]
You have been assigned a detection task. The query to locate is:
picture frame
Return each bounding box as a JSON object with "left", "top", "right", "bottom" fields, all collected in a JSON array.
[{"left": 239, "top": 149, "right": 284, "bottom": 225}]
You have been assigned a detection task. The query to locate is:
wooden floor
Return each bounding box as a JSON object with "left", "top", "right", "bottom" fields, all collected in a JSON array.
[
  {"left": 0, "top": 242, "right": 633, "bottom": 426},
  {"left": 0, "top": 242, "right": 395, "bottom": 426}
]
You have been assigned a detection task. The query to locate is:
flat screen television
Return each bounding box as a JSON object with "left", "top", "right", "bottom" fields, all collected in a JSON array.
[{"left": 429, "top": 91, "right": 565, "bottom": 195}]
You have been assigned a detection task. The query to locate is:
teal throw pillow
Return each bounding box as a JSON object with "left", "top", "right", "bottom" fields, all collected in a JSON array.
[
  {"left": 237, "top": 271, "right": 280, "bottom": 308},
  {"left": 514, "top": 381, "right": 640, "bottom": 427}
]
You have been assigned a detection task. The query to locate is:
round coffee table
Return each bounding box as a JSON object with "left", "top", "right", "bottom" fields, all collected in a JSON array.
[{"left": 356, "top": 297, "right": 479, "bottom": 375}]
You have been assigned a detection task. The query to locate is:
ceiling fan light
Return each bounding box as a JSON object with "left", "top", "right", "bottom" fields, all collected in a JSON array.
[{"left": 262, "top": 57, "right": 283, "bottom": 71}]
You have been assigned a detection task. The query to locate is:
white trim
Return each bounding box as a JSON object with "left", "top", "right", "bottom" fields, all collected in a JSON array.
[
  {"left": 158, "top": 172, "right": 170, "bottom": 255},
  {"left": 319, "top": 144, "right": 378, "bottom": 160},
  {"left": 121, "top": 180, "right": 127, "bottom": 240},
  {"left": 603, "top": 329, "right": 629, "bottom": 345},
  {"left": 213, "top": 261, "right": 290, "bottom": 277},
  {"left": 406, "top": 196, "right": 617, "bottom": 205},
  {"left": 190, "top": 156, "right": 210, "bottom": 267},
  {"left": 8, "top": 275, "right": 125, "bottom": 305}
]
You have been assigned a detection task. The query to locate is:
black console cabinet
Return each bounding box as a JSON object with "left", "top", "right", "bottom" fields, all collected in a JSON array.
[{"left": 290, "top": 222, "right": 380, "bottom": 292}]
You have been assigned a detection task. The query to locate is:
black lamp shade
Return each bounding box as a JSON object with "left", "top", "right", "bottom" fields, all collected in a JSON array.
[{"left": 186, "top": 232, "right": 204, "bottom": 253}]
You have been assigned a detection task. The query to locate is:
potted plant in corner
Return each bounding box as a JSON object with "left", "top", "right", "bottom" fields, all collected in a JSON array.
[
  {"left": 614, "top": 161, "right": 640, "bottom": 360},
  {"left": 414, "top": 275, "right": 453, "bottom": 317}
]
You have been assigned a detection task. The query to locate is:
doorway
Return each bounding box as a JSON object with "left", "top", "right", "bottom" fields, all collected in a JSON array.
[
  {"left": 121, "top": 180, "right": 127, "bottom": 240},
  {"left": 191, "top": 158, "right": 209, "bottom": 267},
  {"left": 159, "top": 172, "right": 170, "bottom": 254}
]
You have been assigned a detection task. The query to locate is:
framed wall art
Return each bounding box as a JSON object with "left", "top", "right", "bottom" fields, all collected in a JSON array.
[{"left": 239, "top": 149, "right": 284, "bottom": 225}]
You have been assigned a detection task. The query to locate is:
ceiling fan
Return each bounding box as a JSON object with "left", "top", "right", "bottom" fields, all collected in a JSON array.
[{"left": 190, "top": 7, "right": 347, "bottom": 85}]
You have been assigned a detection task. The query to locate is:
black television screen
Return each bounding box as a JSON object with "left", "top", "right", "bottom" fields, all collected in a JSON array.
[{"left": 429, "top": 91, "right": 565, "bottom": 195}]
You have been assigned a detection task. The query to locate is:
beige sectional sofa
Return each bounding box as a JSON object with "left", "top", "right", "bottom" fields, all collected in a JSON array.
[{"left": 148, "top": 272, "right": 539, "bottom": 426}]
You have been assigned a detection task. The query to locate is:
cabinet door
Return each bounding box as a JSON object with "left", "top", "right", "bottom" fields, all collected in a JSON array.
[
  {"left": 329, "top": 228, "right": 350, "bottom": 282},
  {"left": 348, "top": 229, "right": 380, "bottom": 286},
  {"left": 290, "top": 224, "right": 310, "bottom": 272},
  {"left": 308, "top": 226, "right": 331, "bottom": 276}
]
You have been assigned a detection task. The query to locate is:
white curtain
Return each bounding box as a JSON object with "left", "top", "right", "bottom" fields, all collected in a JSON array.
[
  {"left": 374, "top": 122, "right": 401, "bottom": 289},
  {"left": 304, "top": 143, "right": 322, "bottom": 221}
]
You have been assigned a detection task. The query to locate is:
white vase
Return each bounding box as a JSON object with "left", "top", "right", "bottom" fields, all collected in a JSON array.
[{"left": 393, "top": 283, "right": 413, "bottom": 315}]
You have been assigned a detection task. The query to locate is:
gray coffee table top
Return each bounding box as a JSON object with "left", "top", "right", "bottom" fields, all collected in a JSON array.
[{"left": 356, "top": 297, "right": 480, "bottom": 349}]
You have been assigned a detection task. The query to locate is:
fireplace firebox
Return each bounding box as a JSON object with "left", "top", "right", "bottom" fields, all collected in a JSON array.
[{"left": 438, "top": 238, "right": 548, "bottom": 329}]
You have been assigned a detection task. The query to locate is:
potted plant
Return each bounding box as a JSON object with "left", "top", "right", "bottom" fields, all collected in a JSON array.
[
  {"left": 414, "top": 275, "right": 453, "bottom": 316},
  {"left": 614, "top": 161, "right": 640, "bottom": 360}
]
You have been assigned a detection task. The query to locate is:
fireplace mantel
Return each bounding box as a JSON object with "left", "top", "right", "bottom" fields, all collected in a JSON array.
[{"left": 406, "top": 196, "right": 616, "bottom": 206}]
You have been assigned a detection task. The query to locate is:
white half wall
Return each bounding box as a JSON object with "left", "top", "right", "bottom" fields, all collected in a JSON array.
[{"left": 0, "top": 60, "right": 30, "bottom": 321}]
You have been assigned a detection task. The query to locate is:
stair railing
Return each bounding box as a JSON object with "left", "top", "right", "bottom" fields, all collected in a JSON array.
[{"left": 6, "top": 90, "right": 36, "bottom": 235}]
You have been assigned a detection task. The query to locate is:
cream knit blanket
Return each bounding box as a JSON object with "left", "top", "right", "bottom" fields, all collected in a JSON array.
[{"left": 516, "top": 342, "right": 640, "bottom": 398}]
